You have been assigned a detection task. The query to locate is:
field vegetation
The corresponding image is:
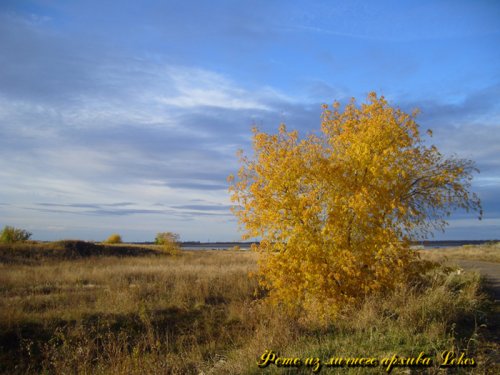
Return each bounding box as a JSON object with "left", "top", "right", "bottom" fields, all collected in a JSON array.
[
  {"left": 0, "top": 241, "right": 498, "bottom": 374},
  {"left": 419, "top": 242, "right": 500, "bottom": 264}
]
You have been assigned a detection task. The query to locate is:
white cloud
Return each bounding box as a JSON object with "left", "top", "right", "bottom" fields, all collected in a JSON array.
[{"left": 157, "top": 66, "right": 273, "bottom": 110}]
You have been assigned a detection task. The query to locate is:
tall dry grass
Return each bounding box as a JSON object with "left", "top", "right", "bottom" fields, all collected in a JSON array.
[
  {"left": 0, "top": 250, "right": 259, "bottom": 374},
  {"left": 217, "top": 264, "right": 492, "bottom": 374},
  {"left": 419, "top": 242, "right": 500, "bottom": 263},
  {"left": 0, "top": 244, "right": 496, "bottom": 374}
]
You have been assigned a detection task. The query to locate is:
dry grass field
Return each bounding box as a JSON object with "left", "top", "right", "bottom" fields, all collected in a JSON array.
[
  {"left": 419, "top": 242, "right": 500, "bottom": 264},
  {"left": 0, "top": 241, "right": 498, "bottom": 374}
]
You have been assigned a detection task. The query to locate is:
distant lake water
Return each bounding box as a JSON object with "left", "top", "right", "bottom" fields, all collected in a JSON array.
[
  {"left": 180, "top": 244, "right": 254, "bottom": 251},
  {"left": 180, "top": 241, "right": 496, "bottom": 251}
]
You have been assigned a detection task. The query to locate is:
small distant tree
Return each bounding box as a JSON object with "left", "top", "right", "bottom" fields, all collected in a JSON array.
[
  {"left": 104, "top": 233, "right": 122, "bottom": 244},
  {"left": 155, "top": 232, "right": 181, "bottom": 254},
  {"left": 0, "top": 226, "right": 32, "bottom": 243},
  {"left": 228, "top": 92, "right": 481, "bottom": 322}
]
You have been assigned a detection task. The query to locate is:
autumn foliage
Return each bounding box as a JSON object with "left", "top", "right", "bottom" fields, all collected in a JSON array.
[
  {"left": 228, "top": 93, "right": 481, "bottom": 321},
  {"left": 155, "top": 232, "right": 181, "bottom": 254},
  {"left": 104, "top": 233, "right": 123, "bottom": 244}
]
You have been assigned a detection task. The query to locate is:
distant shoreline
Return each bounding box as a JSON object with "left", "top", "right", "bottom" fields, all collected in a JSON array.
[{"left": 129, "top": 240, "right": 498, "bottom": 250}]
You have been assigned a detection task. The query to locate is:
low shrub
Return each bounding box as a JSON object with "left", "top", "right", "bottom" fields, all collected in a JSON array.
[
  {"left": 0, "top": 225, "right": 32, "bottom": 243},
  {"left": 105, "top": 234, "right": 123, "bottom": 244}
]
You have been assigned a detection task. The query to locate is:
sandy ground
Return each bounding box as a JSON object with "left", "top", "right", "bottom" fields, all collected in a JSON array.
[
  {"left": 454, "top": 259, "right": 500, "bottom": 363},
  {"left": 455, "top": 260, "right": 500, "bottom": 301}
]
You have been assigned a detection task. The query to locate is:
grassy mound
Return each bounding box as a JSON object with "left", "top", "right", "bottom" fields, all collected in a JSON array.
[{"left": 0, "top": 240, "right": 157, "bottom": 264}]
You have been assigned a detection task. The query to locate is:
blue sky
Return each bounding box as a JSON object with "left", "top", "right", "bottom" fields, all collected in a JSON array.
[{"left": 0, "top": 0, "right": 499, "bottom": 241}]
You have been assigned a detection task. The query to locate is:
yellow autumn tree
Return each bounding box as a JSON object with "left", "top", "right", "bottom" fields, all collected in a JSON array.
[
  {"left": 155, "top": 232, "right": 181, "bottom": 254},
  {"left": 228, "top": 92, "right": 481, "bottom": 322}
]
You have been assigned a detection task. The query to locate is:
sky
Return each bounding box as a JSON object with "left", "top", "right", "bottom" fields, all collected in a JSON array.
[{"left": 0, "top": 0, "right": 499, "bottom": 242}]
